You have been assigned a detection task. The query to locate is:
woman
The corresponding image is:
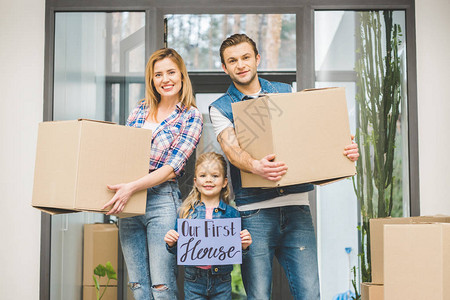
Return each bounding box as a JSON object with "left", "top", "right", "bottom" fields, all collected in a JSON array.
[{"left": 102, "top": 48, "right": 203, "bottom": 300}]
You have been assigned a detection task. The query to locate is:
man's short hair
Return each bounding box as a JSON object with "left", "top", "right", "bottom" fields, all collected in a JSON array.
[{"left": 219, "top": 33, "right": 259, "bottom": 65}]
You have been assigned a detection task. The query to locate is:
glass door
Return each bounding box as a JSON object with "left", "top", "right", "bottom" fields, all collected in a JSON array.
[{"left": 52, "top": 11, "right": 145, "bottom": 300}]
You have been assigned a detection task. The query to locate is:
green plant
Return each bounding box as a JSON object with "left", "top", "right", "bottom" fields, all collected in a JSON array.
[
  {"left": 351, "top": 266, "right": 361, "bottom": 300},
  {"left": 352, "top": 10, "right": 404, "bottom": 297},
  {"left": 231, "top": 264, "right": 246, "bottom": 299},
  {"left": 93, "top": 261, "right": 117, "bottom": 300}
]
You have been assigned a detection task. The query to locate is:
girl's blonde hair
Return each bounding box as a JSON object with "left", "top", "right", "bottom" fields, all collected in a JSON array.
[
  {"left": 144, "top": 48, "right": 196, "bottom": 121},
  {"left": 179, "top": 152, "right": 231, "bottom": 219}
]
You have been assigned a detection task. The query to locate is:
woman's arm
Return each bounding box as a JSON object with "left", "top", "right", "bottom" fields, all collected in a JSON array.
[
  {"left": 163, "top": 108, "right": 203, "bottom": 176},
  {"left": 102, "top": 164, "right": 176, "bottom": 215}
]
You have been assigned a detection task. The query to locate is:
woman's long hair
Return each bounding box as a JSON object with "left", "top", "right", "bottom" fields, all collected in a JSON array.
[
  {"left": 179, "top": 152, "right": 231, "bottom": 219},
  {"left": 144, "top": 48, "right": 196, "bottom": 121}
]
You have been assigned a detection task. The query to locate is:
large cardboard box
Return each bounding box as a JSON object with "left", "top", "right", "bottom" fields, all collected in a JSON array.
[
  {"left": 361, "top": 282, "right": 383, "bottom": 300},
  {"left": 83, "top": 286, "right": 117, "bottom": 300},
  {"left": 32, "top": 119, "right": 151, "bottom": 217},
  {"left": 384, "top": 223, "right": 450, "bottom": 300},
  {"left": 232, "top": 87, "right": 356, "bottom": 188},
  {"left": 83, "top": 224, "right": 118, "bottom": 286},
  {"left": 370, "top": 215, "right": 450, "bottom": 284}
]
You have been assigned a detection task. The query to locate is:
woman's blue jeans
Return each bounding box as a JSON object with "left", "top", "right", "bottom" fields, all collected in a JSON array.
[
  {"left": 118, "top": 181, "right": 181, "bottom": 300},
  {"left": 240, "top": 205, "right": 320, "bottom": 300}
]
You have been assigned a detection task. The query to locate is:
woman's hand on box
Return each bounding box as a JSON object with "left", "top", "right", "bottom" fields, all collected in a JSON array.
[
  {"left": 251, "top": 154, "right": 288, "bottom": 181},
  {"left": 343, "top": 135, "right": 360, "bottom": 162},
  {"left": 103, "top": 183, "right": 136, "bottom": 215}
]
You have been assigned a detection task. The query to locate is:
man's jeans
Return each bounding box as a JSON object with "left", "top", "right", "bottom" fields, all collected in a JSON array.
[
  {"left": 119, "top": 181, "right": 181, "bottom": 300},
  {"left": 240, "top": 205, "right": 320, "bottom": 300},
  {"left": 184, "top": 266, "right": 232, "bottom": 300}
]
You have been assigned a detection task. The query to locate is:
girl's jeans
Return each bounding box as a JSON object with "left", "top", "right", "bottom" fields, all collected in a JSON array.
[
  {"left": 119, "top": 181, "right": 181, "bottom": 300},
  {"left": 183, "top": 266, "right": 232, "bottom": 300}
]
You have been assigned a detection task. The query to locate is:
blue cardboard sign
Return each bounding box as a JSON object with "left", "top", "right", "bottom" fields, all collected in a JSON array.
[{"left": 177, "top": 218, "right": 242, "bottom": 266}]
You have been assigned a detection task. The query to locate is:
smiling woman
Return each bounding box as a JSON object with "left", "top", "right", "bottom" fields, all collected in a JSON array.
[{"left": 105, "top": 48, "right": 203, "bottom": 300}]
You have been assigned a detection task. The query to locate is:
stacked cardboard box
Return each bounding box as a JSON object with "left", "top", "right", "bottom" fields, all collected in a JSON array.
[
  {"left": 32, "top": 119, "right": 152, "bottom": 218},
  {"left": 83, "top": 286, "right": 117, "bottom": 300},
  {"left": 361, "top": 216, "right": 450, "bottom": 300},
  {"left": 361, "top": 282, "right": 383, "bottom": 300},
  {"left": 83, "top": 224, "right": 118, "bottom": 300}
]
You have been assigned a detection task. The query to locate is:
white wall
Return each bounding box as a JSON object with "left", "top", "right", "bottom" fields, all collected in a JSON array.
[
  {"left": 416, "top": 0, "right": 450, "bottom": 215},
  {"left": 0, "top": 0, "right": 44, "bottom": 299}
]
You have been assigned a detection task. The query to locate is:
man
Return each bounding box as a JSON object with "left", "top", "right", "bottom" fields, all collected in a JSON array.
[{"left": 209, "top": 34, "right": 359, "bottom": 300}]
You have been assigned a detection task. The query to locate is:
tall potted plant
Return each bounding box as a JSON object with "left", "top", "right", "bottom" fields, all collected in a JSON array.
[{"left": 353, "top": 10, "right": 403, "bottom": 290}]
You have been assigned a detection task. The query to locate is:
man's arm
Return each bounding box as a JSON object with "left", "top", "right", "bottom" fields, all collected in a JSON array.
[{"left": 217, "top": 127, "right": 287, "bottom": 181}]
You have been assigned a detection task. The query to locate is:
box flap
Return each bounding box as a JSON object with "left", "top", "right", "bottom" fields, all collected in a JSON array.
[
  {"left": 32, "top": 205, "right": 79, "bottom": 215},
  {"left": 301, "top": 87, "right": 339, "bottom": 92},
  {"left": 32, "top": 120, "right": 80, "bottom": 210},
  {"left": 77, "top": 118, "right": 115, "bottom": 125},
  {"left": 310, "top": 175, "right": 353, "bottom": 186},
  {"left": 360, "top": 282, "right": 383, "bottom": 300}
]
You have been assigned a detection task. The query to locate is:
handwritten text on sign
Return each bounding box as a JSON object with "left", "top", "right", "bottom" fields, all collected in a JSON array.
[{"left": 177, "top": 218, "right": 242, "bottom": 266}]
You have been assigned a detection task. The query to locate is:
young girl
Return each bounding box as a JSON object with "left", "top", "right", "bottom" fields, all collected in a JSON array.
[{"left": 164, "top": 152, "right": 252, "bottom": 300}]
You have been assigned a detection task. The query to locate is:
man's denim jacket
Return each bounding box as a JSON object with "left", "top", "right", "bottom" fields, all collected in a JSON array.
[
  {"left": 167, "top": 200, "right": 244, "bottom": 274},
  {"left": 209, "top": 77, "right": 314, "bottom": 207}
]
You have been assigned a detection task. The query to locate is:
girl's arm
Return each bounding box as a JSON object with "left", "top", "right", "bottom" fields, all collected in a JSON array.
[
  {"left": 164, "top": 229, "right": 179, "bottom": 247},
  {"left": 102, "top": 164, "right": 175, "bottom": 215}
]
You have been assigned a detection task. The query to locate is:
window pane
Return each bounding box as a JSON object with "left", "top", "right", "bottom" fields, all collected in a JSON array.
[
  {"left": 54, "top": 12, "right": 145, "bottom": 123},
  {"left": 128, "top": 43, "right": 145, "bottom": 73},
  {"left": 166, "top": 14, "right": 296, "bottom": 71},
  {"left": 314, "top": 10, "right": 408, "bottom": 299},
  {"left": 194, "top": 93, "right": 224, "bottom": 155},
  {"left": 111, "top": 12, "right": 145, "bottom": 73}
]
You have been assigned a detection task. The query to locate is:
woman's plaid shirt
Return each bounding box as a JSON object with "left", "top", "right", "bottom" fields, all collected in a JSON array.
[{"left": 126, "top": 99, "right": 203, "bottom": 177}]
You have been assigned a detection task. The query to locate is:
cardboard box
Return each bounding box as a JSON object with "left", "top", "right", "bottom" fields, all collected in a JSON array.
[
  {"left": 384, "top": 223, "right": 450, "bottom": 300},
  {"left": 83, "top": 224, "right": 118, "bottom": 286},
  {"left": 32, "top": 119, "right": 151, "bottom": 217},
  {"left": 83, "top": 286, "right": 117, "bottom": 300},
  {"left": 232, "top": 87, "right": 356, "bottom": 187},
  {"left": 361, "top": 282, "right": 383, "bottom": 300},
  {"left": 370, "top": 215, "right": 450, "bottom": 284}
]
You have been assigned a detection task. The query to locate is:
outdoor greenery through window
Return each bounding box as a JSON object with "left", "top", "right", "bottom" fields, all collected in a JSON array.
[{"left": 166, "top": 14, "right": 296, "bottom": 71}]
